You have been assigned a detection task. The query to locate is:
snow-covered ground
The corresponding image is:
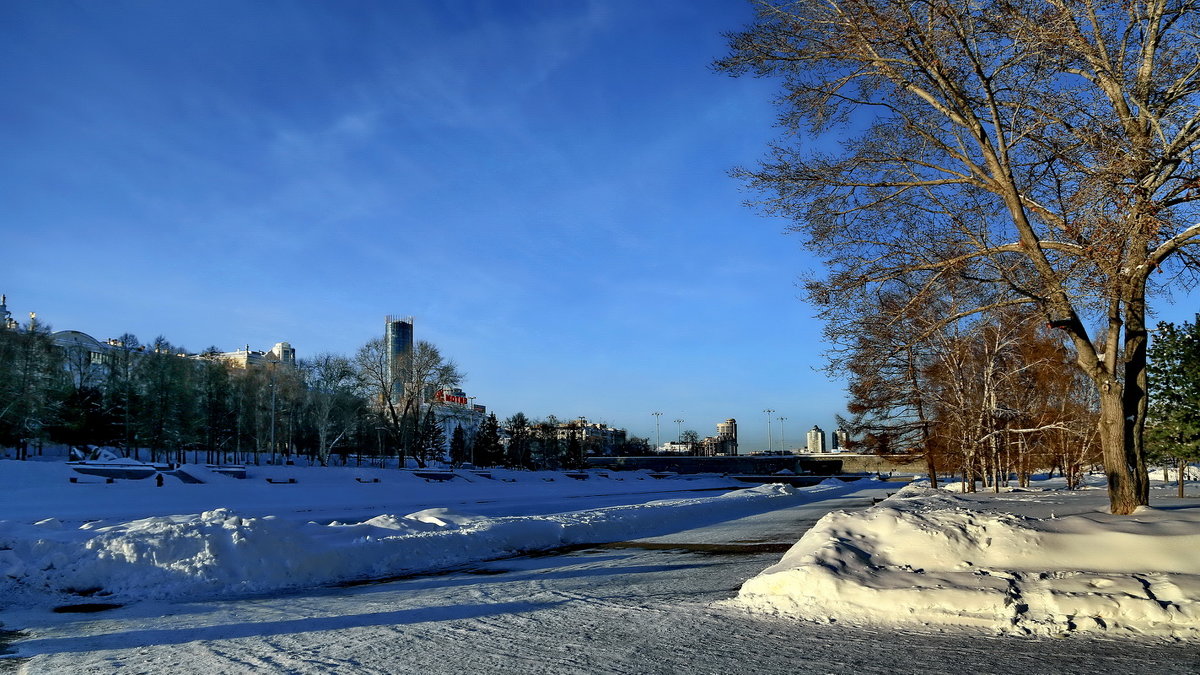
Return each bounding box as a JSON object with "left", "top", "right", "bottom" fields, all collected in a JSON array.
[
  {"left": 0, "top": 458, "right": 874, "bottom": 608},
  {"left": 733, "top": 478, "right": 1200, "bottom": 639},
  {"left": 4, "top": 455, "right": 1199, "bottom": 672},
  {"left": 9, "top": 492, "right": 1200, "bottom": 675},
  {"left": 0, "top": 458, "right": 747, "bottom": 525}
]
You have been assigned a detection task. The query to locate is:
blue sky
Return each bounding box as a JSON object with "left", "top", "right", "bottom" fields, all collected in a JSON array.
[
  {"left": 2, "top": 0, "right": 835, "bottom": 450},
  {"left": 8, "top": 2, "right": 1192, "bottom": 452}
]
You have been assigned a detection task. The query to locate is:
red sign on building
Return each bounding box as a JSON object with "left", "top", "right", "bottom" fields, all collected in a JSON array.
[{"left": 435, "top": 389, "right": 468, "bottom": 406}]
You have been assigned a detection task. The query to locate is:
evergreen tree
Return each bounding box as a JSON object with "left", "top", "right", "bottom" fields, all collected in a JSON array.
[
  {"left": 103, "top": 334, "right": 142, "bottom": 458},
  {"left": 415, "top": 407, "right": 447, "bottom": 465},
  {"left": 505, "top": 412, "right": 531, "bottom": 468},
  {"left": 48, "top": 385, "right": 108, "bottom": 449},
  {"left": 532, "top": 420, "right": 562, "bottom": 470},
  {"left": 0, "top": 316, "right": 62, "bottom": 458},
  {"left": 474, "top": 413, "right": 503, "bottom": 467},
  {"left": 562, "top": 433, "right": 586, "bottom": 470},
  {"left": 449, "top": 424, "right": 469, "bottom": 467},
  {"left": 52, "top": 336, "right": 109, "bottom": 448},
  {"left": 1148, "top": 317, "right": 1200, "bottom": 497}
]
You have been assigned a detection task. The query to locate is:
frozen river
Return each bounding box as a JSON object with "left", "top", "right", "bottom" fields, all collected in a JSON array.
[{"left": 5, "top": 492, "right": 1198, "bottom": 673}]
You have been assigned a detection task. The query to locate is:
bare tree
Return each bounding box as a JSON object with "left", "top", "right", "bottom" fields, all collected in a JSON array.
[
  {"left": 836, "top": 291, "right": 941, "bottom": 484},
  {"left": 300, "top": 353, "right": 359, "bottom": 466},
  {"left": 355, "top": 338, "right": 462, "bottom": 467},
  {"left": 717, "top": 0, "right": 1200, "bottom": 513}
]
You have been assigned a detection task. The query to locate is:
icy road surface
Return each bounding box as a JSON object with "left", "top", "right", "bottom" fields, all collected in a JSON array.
[{"left": 5, "top": 494, "right": 1198, "bottom": 674}]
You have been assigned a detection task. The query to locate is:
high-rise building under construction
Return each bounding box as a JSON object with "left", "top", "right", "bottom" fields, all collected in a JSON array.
[{"left": 385, "top": 315, "right": 414, "bottom": 398}]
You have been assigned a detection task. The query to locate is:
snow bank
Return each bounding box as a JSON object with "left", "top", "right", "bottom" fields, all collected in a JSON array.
[
  {"left": 732, "top": 484, "right": 1200, "bottom": 638},
  {"left": 0, "top": 481, "right": 866, "bottom": 607}
]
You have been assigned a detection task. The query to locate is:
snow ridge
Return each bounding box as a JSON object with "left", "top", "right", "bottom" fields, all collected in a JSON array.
[{"left": 732, "top": 485, "right": 1200, "bottom": 638}]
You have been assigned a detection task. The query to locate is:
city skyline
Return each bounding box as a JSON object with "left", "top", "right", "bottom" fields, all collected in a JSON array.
[{"left": 1, "top": 291, "right": 837, "bottom": 452}]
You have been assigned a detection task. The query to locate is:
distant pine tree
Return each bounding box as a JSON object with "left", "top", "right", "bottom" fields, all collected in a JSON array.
[
  {"left": 505, "top": 412, "right": 531, "bottom": 469},
  {"left": 532, "top": 421, "right": 561, "bottom": 470},
  {"left": 562, "top": 433, "right": 586, "bottom": 471},
  {"left": 449, "top": 424, "right": 469, "bottom": 467},
  {"left": 475, "top": 413, "right": 504, "bottom": 467},
  {"left": 416, "top": 408, "right": 447, "bottom": 465}
]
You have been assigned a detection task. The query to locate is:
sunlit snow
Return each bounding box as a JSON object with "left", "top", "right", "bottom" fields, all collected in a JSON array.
[{"left": 732, "top": 482, "right": 1200, "bottom": 638}]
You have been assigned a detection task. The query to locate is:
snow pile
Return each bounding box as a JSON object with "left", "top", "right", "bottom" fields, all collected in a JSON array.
[
  {"left": 0, "top": 481, "right": 865, "bottom": 607},
  {"left": 733, "top": 485, "right": 1200, "bottom": 638}
]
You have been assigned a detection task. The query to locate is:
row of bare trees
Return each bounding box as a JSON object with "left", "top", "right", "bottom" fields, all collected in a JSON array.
[
  {"left": 923, "top": 312, "right": 1101, "bottom": 491},
  {"left": 0, "top": 318, "right": 650, "bottom": 471},
  {"left": 839, "top": 295, "right": 1101, "bottom": 491},
  {"left": 0, "top": 319, "right": 463, "bottom": 467}
]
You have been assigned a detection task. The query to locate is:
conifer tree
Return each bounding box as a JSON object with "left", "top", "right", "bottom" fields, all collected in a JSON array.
[
  {"left": 415, "top": 407, "right": 447, "bottom": 465},
  {"left": 562, "top": 433, "right": 585, "bottom": 471},
  {"left": 505, "top": 412, "right": 531, "bottom": 469},
  {"left": 532, "top": 420, "right": 562, "bottom": 470},
  {"left": 449, "top": 424, "right": 469, "bottom": 467},
  {"left": 0, "top": 316, "right": 61, "bottom": 458},
  {"left": 104, "top": 333, "right": 142, "bottom": 458},
  {"left": 1148, "top": 317, "right": 1200, "bottom": 497},
  {"left": 474, "top": 413, "right": 503, "bottom": 467}
]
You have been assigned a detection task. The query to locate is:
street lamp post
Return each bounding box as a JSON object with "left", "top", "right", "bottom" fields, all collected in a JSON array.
[
  {"left": 269, "top": 379, "right": 277, "bottom": 465},
  {"left": 763, "top": 409, "right": 775, "bottom": 452},
  {"left": 778, "top": 416, "right": 787, "bottom": 452},
  {"left": 652, "top": 412, "right": 663, "bottom": 451},
  {"left": 673, "top": 418, "right": 684, "bottom": 442},
  {"left": 374, "top": 426, "right": 386, "bottom": 468},
  {"left": 468, "top": 397, "right": 477, "bottom": 465}
]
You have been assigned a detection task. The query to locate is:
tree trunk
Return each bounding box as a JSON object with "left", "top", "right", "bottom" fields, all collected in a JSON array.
[
  {"left": 924, "top": 452, "right": 938, "bottom": 490},
  {"left": 1179, "top": 457, "right": 1186, "bottom": 499},
  {"left": 1122, "top": 297, "right": 1151, "bottom": 504},
  {"left": 1098, "top": 384, "right": 1142, "bottom": 514}
]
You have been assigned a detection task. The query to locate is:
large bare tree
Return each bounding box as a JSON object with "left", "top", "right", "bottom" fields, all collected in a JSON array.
[
  {"left": 717, "top": 0, "right": 1200, "bottom": 513},
  {"left": 299, "top": 353, "right": 360, "bottom": 466},
  {"left": 354, "top": 338, "right": 462, "bottom": 467}
]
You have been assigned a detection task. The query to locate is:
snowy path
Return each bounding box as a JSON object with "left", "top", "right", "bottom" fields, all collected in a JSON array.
[{"left": 6, "top": 492, "right": 1199, "bottom": 674}]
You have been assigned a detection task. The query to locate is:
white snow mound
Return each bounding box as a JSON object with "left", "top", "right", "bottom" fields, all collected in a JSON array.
[
  {"left": 0, "top": 481, "right": 864, "bottom": 607},
  {"left": 733, "top": 485, "right": 1200, "bottom": 638}
]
